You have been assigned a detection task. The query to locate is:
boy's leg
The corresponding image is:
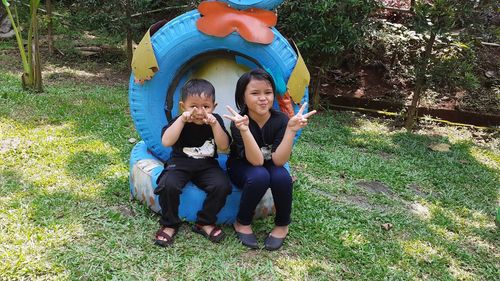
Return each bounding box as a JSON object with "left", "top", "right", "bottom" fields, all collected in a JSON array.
[
  {"left": 227, "top": 159, "right": 271, "bottom": 225},
  {"left": 266, "top": 163, "right": 293, "bottom": 226},
  {"left": 156, "top": 163, "right": 191, "bottom": 227},
  {"left": 192, "top": 163, "right": 232, "bottom": 225}
]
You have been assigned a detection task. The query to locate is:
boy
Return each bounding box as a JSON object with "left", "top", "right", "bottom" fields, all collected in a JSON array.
[{"left": 154, "top": 79, "right": 231, "bottom": 247}]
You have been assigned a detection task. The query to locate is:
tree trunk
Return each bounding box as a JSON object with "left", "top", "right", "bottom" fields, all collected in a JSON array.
[
  {"left": 33, "top": 4, "right": 42, "bottom": 92},
  {"left": 405, "top": 31, "right": 436, "bottom": 130},
  {"left": 125, "top": 0, "right": 133, "bottom": 72},
  {"left": 46, "top": 0, "right": 53, "bottom": 55},
  {"left": 312, "top": 67, "right": 323, "bottom": 110},
  {"left": 27, "top": 2, "right": 35, "bottom": 88}
]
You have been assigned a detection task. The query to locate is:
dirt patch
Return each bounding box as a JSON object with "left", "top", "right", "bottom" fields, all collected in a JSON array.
[
  {"left": 356, "top": 180, "right": 394, "bottom": 196},
  {"left": 111, "top": 205, "right": 136, "bottom": 218},
  {"left": 308, "top": 185, "right": 435, "bottom": 220},
  {"left": 317, "top": 46, "right": 500, "bottom": 117},
  {"left": 407, "top": 183, "right": 427, "bottom": 197},
  {"left": 408, "top": 202, "right": 430, "bottom": 219},
  {"left": 0, "top": 48, "right": 129, "bottom": 88},
  {"left": 341, "top": 195, "right": 390, "bottom": 212},
  {"left": 320, "top": 65, "right": 394, "bottom": 100},
  {"left": 309, "top": 187, "right": 391, "bottom": 212}
]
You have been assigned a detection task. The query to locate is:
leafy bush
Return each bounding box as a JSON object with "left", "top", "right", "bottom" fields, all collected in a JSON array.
[
  {"left": 428, "top": 40, "right": 480, "bottom": 91},
  {"left": 361, "top": 19, "right": 480, "bottom": 94},
  {"left": 277, "top": 0, "right": 379, "bottom": 68},
  {"left": 57, "top": 0, "right": 191, "bottom": 39}
]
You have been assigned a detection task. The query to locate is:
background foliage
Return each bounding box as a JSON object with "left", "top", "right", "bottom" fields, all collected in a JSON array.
[{"left": 277, "top": 0, "right": 379, "bottom": 68}]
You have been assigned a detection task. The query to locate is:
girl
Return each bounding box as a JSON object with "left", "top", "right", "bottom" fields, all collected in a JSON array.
[{"left": 224, "top": 68, "right": 316, "bottom": 250}]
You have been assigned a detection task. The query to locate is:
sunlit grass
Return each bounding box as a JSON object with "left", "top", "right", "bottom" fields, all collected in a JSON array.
[{"left": 1, "top": 65, "right": 499, "bottom": 280}]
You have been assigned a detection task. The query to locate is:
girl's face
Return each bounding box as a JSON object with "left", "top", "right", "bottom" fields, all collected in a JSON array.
[{"left": 243, "top": 78, "right": 274, "bottom": 118}]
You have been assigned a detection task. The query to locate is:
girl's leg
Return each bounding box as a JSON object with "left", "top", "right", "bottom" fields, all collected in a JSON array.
[
  {"left": 228, "top": 159, "right": 271, "bottom": 226},
  {"left": 266, "top": 163, "right": 293, "bottom": 227}
]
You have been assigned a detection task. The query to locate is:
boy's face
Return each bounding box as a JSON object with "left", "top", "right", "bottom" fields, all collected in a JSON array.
[{"left": 180, "top": 93, "right": 216, "bottom": 124}]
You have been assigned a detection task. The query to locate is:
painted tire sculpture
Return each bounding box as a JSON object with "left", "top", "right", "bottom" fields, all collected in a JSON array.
[
  {"left": 128, "top": 0, "right": 310, "bottom": 224},
  {"left": 218, "top": 0, "right": 284, "bottom": 10},
  {"left": 130, "top": 141, "right": 283, "bottom": 223}
]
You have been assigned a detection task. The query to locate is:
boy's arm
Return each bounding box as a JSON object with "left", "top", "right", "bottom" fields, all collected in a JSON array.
[
  {"left": 161, "top": 117, "right": 185, "bottom": 147},
  {"left": 162, "top": 108, "right": 194, "bottom": 147},
  {"left": 211, "top": 121, "right": 230, "bottom": 151},
  {"left": 203, "top": 111, "right": 230, "bottom": 151}
]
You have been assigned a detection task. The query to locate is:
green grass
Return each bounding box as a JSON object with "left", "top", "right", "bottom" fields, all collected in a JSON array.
[{"left": 0, "top": 67, "right": 499, "bottom": 280}]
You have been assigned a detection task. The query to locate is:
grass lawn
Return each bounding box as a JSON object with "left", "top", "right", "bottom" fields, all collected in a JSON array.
[{"left": 0, "top": 61, "right": 499, "bottom": 280}]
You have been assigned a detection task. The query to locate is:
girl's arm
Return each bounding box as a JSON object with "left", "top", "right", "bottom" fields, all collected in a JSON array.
[
  {"left": 241, "top": 129, "right": 264, "bottom": 166},
  {"left": 271, "top": 128, "right": 296, "bottom": 166},
  {"left": 224, "top": 105, "right": 264, "bottom": 166},
  {"left": 272, "top": 103, "right": 317, "bottom": 166}
]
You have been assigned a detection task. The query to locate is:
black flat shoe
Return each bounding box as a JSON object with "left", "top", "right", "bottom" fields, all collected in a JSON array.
[
  {"left": 233, "top": 227, "right": 259, "bottom": 249},
  {"left": 264, "top": 234, "right": 286, "bottom": 251}
]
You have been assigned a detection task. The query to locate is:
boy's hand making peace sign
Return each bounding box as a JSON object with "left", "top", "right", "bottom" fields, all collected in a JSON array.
[
  {"left": 202, "top": 107, "right": 218, "bottom": 126},
  {"left": 181, "top": 107, "right": 197, "bottom": 123},
  {"left": 287, "top": 103, "right": 316, "bottom": 132},
  {"left": 223, "top": 105, "right": 249, "bottom": 132}
]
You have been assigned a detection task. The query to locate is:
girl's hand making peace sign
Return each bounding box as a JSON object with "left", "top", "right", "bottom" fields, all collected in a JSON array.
[
  {"left": 287, "top": 103, "right": 317, "bottom": 132},
  {"left": 223, "top": 105, "right": 249, "bottom": 132}
]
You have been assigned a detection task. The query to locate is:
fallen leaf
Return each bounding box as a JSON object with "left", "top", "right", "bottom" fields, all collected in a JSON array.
[
  {"left": 484, "top": 71, "right": 495, "bottom": 78},
  {"left": 429, "top": 143, "right": 450, "bottom": 152},
  {"left": 381, "top": 223, "right": 393, "bottom": 230}
]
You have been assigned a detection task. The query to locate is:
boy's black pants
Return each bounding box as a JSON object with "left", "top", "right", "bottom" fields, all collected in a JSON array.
[{"left": 155, "top": 158, "right": 231, "bottom": 228}]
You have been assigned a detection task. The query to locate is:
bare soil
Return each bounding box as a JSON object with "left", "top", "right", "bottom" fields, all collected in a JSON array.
[
  {"left": 316, "top": 45, "right": 500, "bottom": 116},
  {"left": 0, "top": 47, "right": 129, "bottom": 88}
]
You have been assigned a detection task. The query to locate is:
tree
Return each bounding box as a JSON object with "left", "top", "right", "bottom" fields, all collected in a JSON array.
[
  {"left": 404, "top": 0, "right": 473, "bottom": 130},
  {"left": 46, "top": 0, "right": 53, "bottom": 55},
  {"left": 277, "top": 0, "right": 379, "bottom": 110},
  {"left": 1, "top": 0, "right": 43, "bottom": 92}
]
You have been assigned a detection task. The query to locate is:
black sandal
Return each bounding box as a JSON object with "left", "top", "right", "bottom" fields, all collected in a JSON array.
[
  {"left": 154, "top": 226, "right": 178, "bottom": 247},
  {"left": 192, "top": 224, "right": 225, "bottom": 243}
]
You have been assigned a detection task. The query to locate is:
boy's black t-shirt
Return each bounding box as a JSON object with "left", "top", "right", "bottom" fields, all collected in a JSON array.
[
  {"left": 229, "top": 109, "right": 289, "bottom": 162},
  {"left": 161, "top": 113, "right": 230, "bottom": 159}
]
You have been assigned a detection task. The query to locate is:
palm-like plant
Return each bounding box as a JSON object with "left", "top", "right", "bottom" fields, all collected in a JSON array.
[{"left": 2, "top": 0, "right": 42, "bottom": 92}]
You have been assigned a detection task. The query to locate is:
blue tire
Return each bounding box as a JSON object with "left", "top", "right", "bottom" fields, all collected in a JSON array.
[
  {"left": 130, "top": 141, "right": 279, "bottom": 224},
  {"left": 218, "top": 0, "right": 284, "bottom": 10},
  {"left": 129, "top": 10, "right": 308, "bottom": 162}
]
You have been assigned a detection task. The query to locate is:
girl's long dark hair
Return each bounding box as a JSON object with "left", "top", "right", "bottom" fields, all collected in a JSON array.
[{"left": 234, "top": 68, "right": 276, "bottom": 114}]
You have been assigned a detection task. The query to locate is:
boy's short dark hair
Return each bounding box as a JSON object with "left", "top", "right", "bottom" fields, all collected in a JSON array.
[{"left": 181, "top": 79, "right": 215, "bottom": 102}]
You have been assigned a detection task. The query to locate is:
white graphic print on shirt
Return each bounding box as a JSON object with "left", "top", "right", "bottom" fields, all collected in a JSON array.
[
  {"left": 260, "top": 144, "right": 272, "bottom": 160},
  {"left": 183, "top": 139, "right": 215, "bottom": 159}
]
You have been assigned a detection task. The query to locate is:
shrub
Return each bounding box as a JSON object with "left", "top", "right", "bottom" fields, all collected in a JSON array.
[
  {"left": 57, "top": 0, "right": 191, "bottom": 39},
  {"left": 277, "top": 0, "right": 379, "bottom": 68},
  {"left": 428, "top": 40, "right": 480, "bottom": 91}
]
